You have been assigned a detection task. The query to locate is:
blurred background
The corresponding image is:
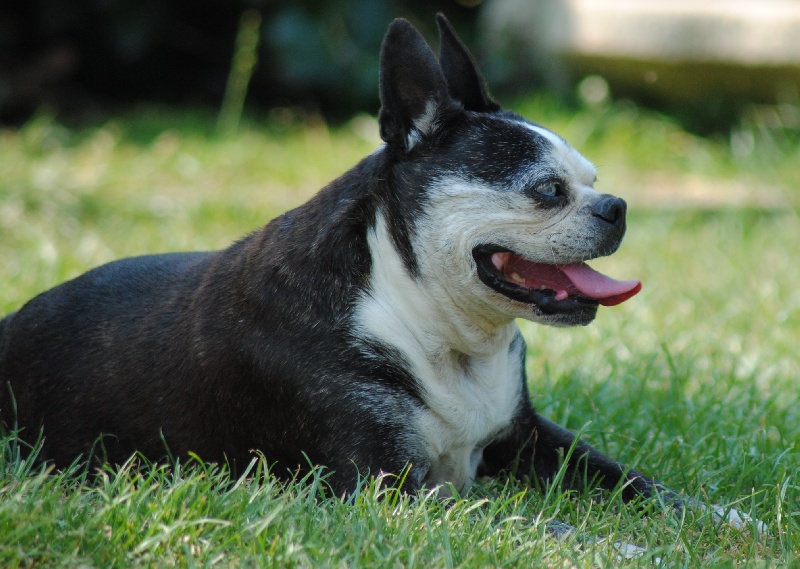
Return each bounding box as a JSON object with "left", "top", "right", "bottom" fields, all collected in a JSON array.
[
  {"left": 3, "top": 0, "right": 479, "bottom": 125},
  {"left": 3, "top": 0, "right": 800, "bottom": 131}
]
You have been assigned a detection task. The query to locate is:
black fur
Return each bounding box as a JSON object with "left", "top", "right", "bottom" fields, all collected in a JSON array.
[
  {"left": 0, "top": 15, "right": 678, "bottom": 517},
  {"left": 437, "top": 13, "right": 500, "bottom": 114}
]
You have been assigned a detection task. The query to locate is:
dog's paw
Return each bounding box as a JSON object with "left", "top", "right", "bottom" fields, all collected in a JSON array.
[
  {"left": 545, "top": 520, "right": 659, "bottom": 563},
  {"left": 707, "top": 504, "right": 767, "bottom": 535},
  {"left": 595, "top": 536, "right": 663, "bottom": 564},
  {"left": 607, "top": 539, "right": 649, "bottom": 559}
]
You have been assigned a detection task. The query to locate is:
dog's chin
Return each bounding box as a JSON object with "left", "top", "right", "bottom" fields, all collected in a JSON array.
[{"left": 472, "top": 245, "right": 601, "bottom": 327}]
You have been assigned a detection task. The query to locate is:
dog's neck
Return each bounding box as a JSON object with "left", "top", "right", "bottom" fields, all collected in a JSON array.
[{"left": 354, "top": 211, "right": 516, "bottom": 363}]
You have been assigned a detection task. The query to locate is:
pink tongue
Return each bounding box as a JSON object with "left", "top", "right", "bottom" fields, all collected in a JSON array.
[
  {"left": 499, "top": 253, "right": 641, "bottom": 307},
  {"left": 559, "top": 263, "right": 642, "bottom": 306}
]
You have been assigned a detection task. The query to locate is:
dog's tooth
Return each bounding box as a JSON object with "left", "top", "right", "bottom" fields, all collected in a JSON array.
[
  {"left": 555, "top": 290, "right": 569, "bottom": 301},
  {"left": 510, "top": 272, "right": 525, "bottom": 284},
  {"left": 491, "top": 253, "right": 506, "bottom": 270}
]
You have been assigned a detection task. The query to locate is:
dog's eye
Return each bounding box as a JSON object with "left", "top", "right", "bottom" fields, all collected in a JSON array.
[{"left": 535, "top": 181, "right": 562, "bottom": 197}]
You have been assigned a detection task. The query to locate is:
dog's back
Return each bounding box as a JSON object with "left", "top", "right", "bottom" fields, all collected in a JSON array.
[
  {"left": 0, "top": 252, "right": 220, "bottom": 463},
  {"left": 0, "top": 161, "right": 392, "bottom": 475}
]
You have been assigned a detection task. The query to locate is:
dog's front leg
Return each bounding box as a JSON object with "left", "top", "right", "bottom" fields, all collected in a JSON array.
[
  {"left": 481, "top": 406, "right": 681, "bottom": 509},
  {"left": 480, "top": 407, "right": 679, "bottom": 559},
  {"left": 481, "top": 407, "right": 765, "bottom": 535}
]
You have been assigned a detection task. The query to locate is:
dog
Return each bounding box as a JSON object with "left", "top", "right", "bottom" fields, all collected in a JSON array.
[{"left": 0, "top": 14, "right": 760, "bottom": 551}]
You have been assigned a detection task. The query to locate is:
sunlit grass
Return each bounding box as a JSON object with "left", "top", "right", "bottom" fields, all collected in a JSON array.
[{"left": 1, "top": 101, "right": 798, "bottom": 566}]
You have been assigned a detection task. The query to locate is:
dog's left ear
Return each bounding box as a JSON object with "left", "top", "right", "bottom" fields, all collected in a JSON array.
[
  {"left": 378, "top": 18, "right": 461, "bottom": 153},
  {"left": 436, "top": 13, "right": 500, "bottom": 113}
]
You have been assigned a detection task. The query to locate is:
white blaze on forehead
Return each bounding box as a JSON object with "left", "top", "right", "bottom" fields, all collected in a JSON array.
[{"left": 514, "top": 120, "right": 598, "bottom": 189}]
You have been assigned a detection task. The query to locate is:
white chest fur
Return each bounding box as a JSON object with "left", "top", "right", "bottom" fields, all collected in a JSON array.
[
  {"left": 412, "top": 345, "right": 523, "bottom": 496},
  {"left": 353, "top": 214, "right": 524, "bottom": 495}
]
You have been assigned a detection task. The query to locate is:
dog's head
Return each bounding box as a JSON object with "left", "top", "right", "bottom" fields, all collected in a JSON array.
[{"left": 376, "top": 15, "right": 640, "bottom": 329}]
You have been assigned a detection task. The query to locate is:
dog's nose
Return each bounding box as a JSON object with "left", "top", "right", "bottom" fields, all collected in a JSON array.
[{"left": 591, "top": 195, "right": 627, "bottom": 229}]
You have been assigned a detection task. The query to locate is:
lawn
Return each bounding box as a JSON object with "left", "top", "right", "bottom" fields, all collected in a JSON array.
[{"left": 1, "top": 100, "right": 798, "bottom": 567}]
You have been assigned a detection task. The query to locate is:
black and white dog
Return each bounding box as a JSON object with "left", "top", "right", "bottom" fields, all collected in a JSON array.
[{"left": 0, "top": 15, "right": 759, "bottom": 545}]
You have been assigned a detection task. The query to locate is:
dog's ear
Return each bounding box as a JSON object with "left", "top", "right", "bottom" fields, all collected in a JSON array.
[
  {"left": 378, "top": 18, "right": 461, "bottom": 153},
  {"left": 436, "top": 13, "right": 500, "bottom": 113}
]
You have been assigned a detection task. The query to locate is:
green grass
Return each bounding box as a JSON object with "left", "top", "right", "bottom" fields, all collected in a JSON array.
[{"left": 1, "top": 101, "right": 799, "bottom": 567}]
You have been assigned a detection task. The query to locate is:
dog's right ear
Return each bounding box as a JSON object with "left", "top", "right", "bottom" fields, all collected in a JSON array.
[
  {"left": 436, "top": 14, "right": 500, "bottom": 113},
  {"left": 378, "top": 18, "right": 461, "bottom": 153}
]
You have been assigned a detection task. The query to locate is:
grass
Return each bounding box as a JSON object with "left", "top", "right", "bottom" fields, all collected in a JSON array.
[{"left": 1, "top": 100, "right": 799, "bottom": 567}]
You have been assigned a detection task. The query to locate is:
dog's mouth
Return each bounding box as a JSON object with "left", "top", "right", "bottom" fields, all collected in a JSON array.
[{"left": 473, "top": 245, "right": 642, "bottom": 313}]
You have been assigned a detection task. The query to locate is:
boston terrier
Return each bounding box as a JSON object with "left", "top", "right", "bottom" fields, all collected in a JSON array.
[{"left": 0, "top": 14, "right": 761, "bottom": 552}]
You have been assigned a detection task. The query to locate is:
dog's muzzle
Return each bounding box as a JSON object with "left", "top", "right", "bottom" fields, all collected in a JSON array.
[{"left": 589, "top": 195, "right": 628, "bottom": 257}]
